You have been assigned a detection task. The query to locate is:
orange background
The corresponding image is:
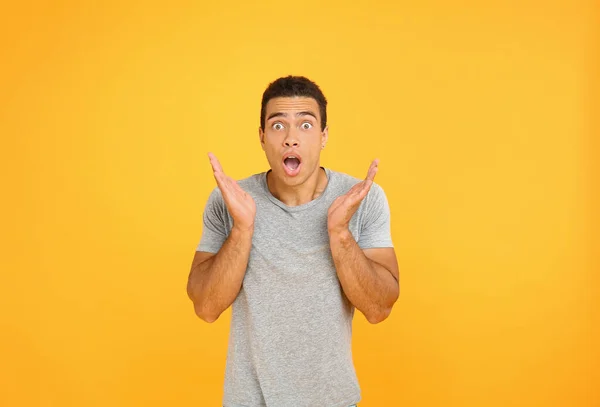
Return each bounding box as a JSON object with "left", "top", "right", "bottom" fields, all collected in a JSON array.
[{"left": 1, "top": 1, "right": 597, "bottom": 406}]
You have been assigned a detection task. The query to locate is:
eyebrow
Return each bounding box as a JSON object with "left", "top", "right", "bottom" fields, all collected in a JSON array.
[{"left": 266, "top": 111, "right": 318, "bottom": 121}]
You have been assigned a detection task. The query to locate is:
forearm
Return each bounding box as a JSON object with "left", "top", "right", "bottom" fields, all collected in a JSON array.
[
  {"left": 187, "top": 226, "right": 253, "bottom": 321},
  {"left": 329, "top": 229, "right": 399, "bottom": 323}
]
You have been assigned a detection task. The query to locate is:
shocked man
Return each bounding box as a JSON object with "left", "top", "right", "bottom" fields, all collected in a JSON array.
[{"left": 187, "top": 75, "right": 400, "bottom": 407}]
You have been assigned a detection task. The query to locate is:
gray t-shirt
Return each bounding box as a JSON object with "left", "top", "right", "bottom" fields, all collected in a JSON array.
[{"left": 197, "top": 167, "right": 393, "bottom": 407}]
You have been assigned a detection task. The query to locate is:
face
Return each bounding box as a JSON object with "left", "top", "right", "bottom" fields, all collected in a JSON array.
[{"left": 259, "top": 97, "right": 328, "bottom": 186}]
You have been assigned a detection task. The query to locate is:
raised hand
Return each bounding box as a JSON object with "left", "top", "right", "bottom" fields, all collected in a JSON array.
[
  {"left": 327, "top": 159, "right": 379, "bottom": 235},
  {"left": 208, "top": 152, "right": 256, "bottom": 232}
]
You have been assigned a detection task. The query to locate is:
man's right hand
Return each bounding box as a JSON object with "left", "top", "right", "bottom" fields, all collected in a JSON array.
[{"left": 208, "top": 152, "right": 256, "bottom": 232}]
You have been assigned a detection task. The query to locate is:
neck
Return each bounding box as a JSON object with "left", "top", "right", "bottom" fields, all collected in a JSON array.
[{"left": 267, "top": 166, "right": 327, "bottom": 207}]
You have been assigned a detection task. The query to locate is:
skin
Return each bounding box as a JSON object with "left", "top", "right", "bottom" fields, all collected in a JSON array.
[
  {"left": 259, "top": 97, "right": 329, "bottom": 206},
  {"left": 327, "top": 160, "right": 400, "bottom": 323},
  {"left": 187, "top": 96, "right": 399, "bottom": 324}
]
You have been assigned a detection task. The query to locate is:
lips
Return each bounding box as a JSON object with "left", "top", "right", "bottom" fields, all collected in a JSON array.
[{"left": 282, "top": 152, "right": 302, "bottom": 177}]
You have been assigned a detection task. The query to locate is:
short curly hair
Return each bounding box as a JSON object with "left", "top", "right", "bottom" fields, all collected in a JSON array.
[{"left": 260, "top": 76, "right": 328, "bottom": 131}]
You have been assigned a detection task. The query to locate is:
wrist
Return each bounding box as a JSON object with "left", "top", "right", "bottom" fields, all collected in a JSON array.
[
  {"left": 232, "top": 222, "right": 255, "bottom": 237},
  {"left": 327, "top": 226, "right": 353, "bottom": 242}
]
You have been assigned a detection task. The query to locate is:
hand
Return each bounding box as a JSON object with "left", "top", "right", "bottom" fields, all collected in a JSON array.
[
  {"left": 327, "top": 159, "right": 379, "bottom": 235},
  {"left": 208, "top": 152, "right": 256, "bottom": 232}
]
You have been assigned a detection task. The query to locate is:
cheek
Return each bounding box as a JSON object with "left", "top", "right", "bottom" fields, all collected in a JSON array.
[
  {"left": 263, "top": 140, "right": 280, "bottom": 158},
  {"left": 262, "top": 135, "right": 276, "bottom": 149}
]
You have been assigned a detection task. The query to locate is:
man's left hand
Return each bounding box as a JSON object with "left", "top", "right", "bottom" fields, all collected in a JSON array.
[{"left": 327, "top": 159, "right": 379, "bottom": 236}]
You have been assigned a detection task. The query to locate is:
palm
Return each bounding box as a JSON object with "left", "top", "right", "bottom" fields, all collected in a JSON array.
[
  {"left": 208, "top": 152, "right": 256, "bottom": 231},
  {"left": 327, "top": 159, "right": 379, "bottom": 233}
]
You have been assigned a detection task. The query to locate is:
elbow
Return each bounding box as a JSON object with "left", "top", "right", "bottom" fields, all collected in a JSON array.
[
  {"left": 187, "top": 282, "right": 219, "bottom": 323},
  {"left": 365, "top": 307, "right": 392, "bottom": 324},
  {"left": 194, "top": 303, "right": 220, "bottom": 323},
  {"left": 367, "top": 286, "right": 399, "bottom": 324}
]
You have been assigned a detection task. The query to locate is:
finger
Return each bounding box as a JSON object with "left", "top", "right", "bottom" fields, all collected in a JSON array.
[
  {"left": 347, "top": 179, "right": 373, "bottom": 206},
  {"left": 226, "top": 177, "right": 245, "bottom": 195},
  {"left": 216, "top": 177, "right": 239, "bottom": 207},
  {"left": 358, "top": 179, "right": 374, "bottom": 199},
  {"left": 347, "top": 182, "right": 363, "bottom": 196},
  {"left": 346, "top": 184, "right": 367, "bottom": 204},
  {"left": 208, "top": 152, "right": 225, "bottom": 175},
  {"left": 221, "top": 175, "right": 248, "bottom": 202},
  {"left": 218, "top": 174, "right": 240, "bottom": 196},
  {"left": 343, "top": 195, "right": 364, "bottom": 216},
  {"left": 212, "top": 172, "right": 227, "bottom": 193},
  {"left": 211, "top": 171, "right": 233, "bottom": 197},
  {"left": 365, "top": 158, "right": 379, "bottom": 183},
  {"left": 208, "top": 153, "right": 231, "bottom": 192}
]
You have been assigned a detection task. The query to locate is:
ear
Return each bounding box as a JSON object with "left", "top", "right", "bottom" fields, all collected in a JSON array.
[
  {"left": 321, "top": 125, "right": 329, "bottom": 148},
  {"left": 258, "top": 126, "right": 265, "bottom": 151}
]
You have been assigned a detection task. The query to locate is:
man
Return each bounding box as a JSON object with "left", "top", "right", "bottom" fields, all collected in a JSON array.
[{"left": 187, "top": 76, "right": 400, "bottom": 407}]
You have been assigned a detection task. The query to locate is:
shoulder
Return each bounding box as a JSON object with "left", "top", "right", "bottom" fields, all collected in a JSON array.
[
  {"left": 237, "top": 172, "right": 264, "bottom": 191},
  {"left": 326, "top": 168, "right": 362, "bottom": 191},
  {"left": 207, "top": 172, "right": 264, "bottom": 196},
  {"left": 326, "top": 168, "right": 388, "bottom": 201},
  {"left": 236, "top": 172, "right": 267, "bottom": 201},
  {"left": 206, "top": 172, "right": 267, "bottom": 206}
]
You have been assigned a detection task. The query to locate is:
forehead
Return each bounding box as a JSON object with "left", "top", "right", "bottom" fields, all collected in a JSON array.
[{"left": 265, "top": 97, "right": 320, "bottom": 119}]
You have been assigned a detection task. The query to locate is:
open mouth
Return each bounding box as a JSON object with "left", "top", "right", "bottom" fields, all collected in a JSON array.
[{"left": 282, "top": 154, "right": 302, "bottom": 176}]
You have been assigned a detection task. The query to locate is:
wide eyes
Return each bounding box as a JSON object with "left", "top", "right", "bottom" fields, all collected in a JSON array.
[{"left": 271, "top": 121, "right": 314, "bottom": 131}]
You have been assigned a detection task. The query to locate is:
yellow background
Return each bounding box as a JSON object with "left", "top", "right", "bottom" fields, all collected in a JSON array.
[{"left": 1, "top": 1, "right": 597, "bottom": 406}]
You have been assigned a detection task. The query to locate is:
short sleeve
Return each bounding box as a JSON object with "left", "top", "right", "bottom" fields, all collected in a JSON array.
[
  {"left": 357, "top": 183, "right": 394, "bottom": 249},
  {"left": 196, "top": 187, "right": 229, "bottom": 253}
]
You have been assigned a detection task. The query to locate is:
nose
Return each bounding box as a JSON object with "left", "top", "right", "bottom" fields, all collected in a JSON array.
[{"left": 283, "top": 130, "right": 299, "bottom": 148}]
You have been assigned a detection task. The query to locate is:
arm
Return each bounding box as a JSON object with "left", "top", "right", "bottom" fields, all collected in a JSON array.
[
  {"left": 327, "top": 159, "right": 400, "bottom": 323},
  {"left": 329, "top": 232, "right": 399, "bottom": 323},
  {"left": 187, "top": 225, "right": 253, "bottom": 323},
  {"left": 186, "top": 152, "right": 256, "bottom": 323}
]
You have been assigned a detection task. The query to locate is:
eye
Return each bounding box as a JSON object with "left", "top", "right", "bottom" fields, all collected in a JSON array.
[
  {"left": 301, "top": 122, "right": 313, "bottom": 130},
  {"left": 272, "top": 122, "right": 284, "bottom": 131}
]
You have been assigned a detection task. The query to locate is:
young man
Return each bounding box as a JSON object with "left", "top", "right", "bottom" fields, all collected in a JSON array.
[{"left": 187, "top": 76, "right": 400, "bottom": 407}]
